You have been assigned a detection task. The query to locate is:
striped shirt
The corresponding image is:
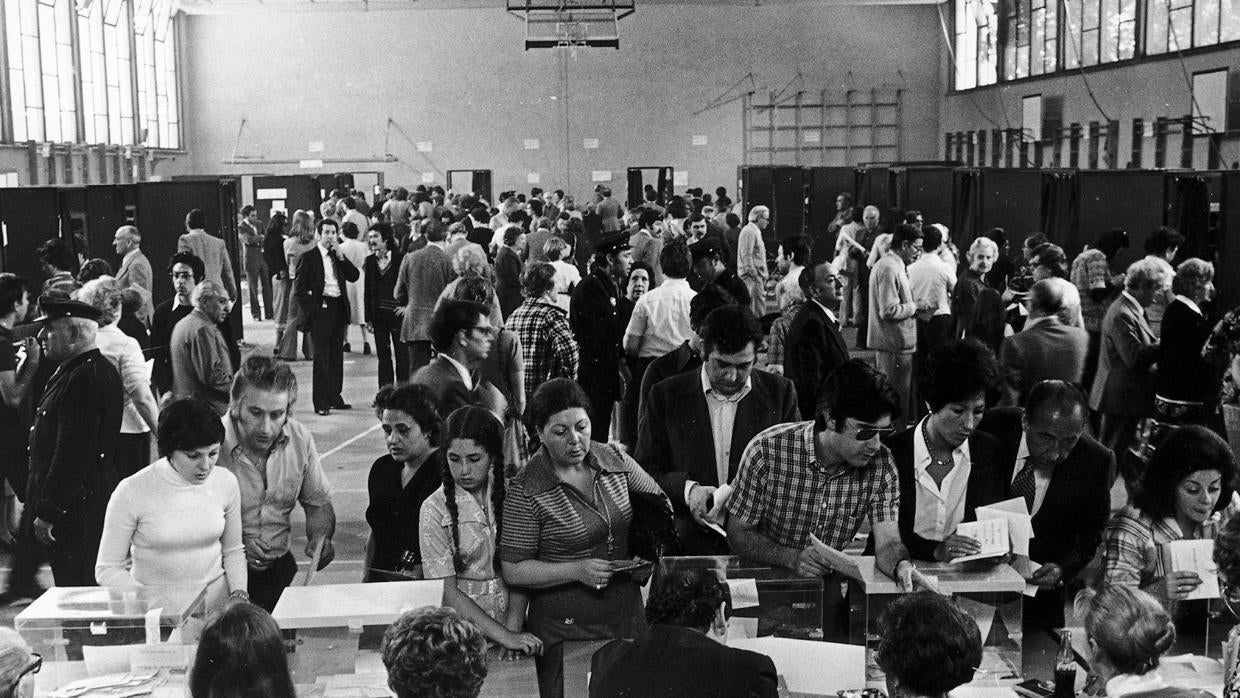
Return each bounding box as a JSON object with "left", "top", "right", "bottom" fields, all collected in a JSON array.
[
  {"left": 505, "top": 298, "right": 579, "bottom": 407},
  {"left": 728, "top": 421, "right": 900, "bottom": 551},
  {"left": 1100, "top": 504, "right": 1219, "bottom": 612},
  {"left": 500, "top": 443, "right": 666, "bottom": 564}
]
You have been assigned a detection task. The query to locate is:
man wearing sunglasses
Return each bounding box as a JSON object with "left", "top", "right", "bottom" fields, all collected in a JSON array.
[{"left": 727, "top": 360, "right": 916, "bottom": 637}]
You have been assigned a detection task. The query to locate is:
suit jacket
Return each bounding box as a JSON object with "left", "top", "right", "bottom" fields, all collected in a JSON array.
[
  {"left": 1089, "top": 293, "right": 1158, "bottom": 416},
  {"left": 149, "top": 299, "right": 193, "bottom": 395},
  {"left": 177, "top": 230, "right": 236, "bottom": 299},
  {"left": 410, "top": 356, "right": 481, "bottom": 418},
  {"left": 635, "top": 368, "right": 798, "bottom": 514},
  {"left": 294, "top": 246, "right": 360, "bottom": 327},
  {"left": 978, "top": 407, "right": 1112, "bottom": 581},
  {"left": 494, "top": 245, "right": 524, "bottom": 319},
  {"left": 1000, "top": 317, "right": 1089, "bottom": 403},
  {"left": 115, "top": 249, "right": 154, "bottom": 322},
  {"left": 785, "top": 301, "right": 849, "bottom": 420},
  {"left": 953, "top": 269, "right": 1005, "bottom": 355},
  {"left": 395, "top": 244, "right": 454, "bottom": 343},
  {"left": 237, "top": 220, "right": 265, "bottom": 272},
  {"left": 1157, "top": 299, "right": 1216, "bottom": 403},
  {"left": 570, "top": 269, "right": 626, "bottom": 404},
  {"left": 882, "top": 426, "right": 1007, "bottom": 561},
  {"left": 589, "top": 624, "right": 778, "bottom": 698},
  {"left": 637, "top": 341, "right": 703, "bottom": 429}
]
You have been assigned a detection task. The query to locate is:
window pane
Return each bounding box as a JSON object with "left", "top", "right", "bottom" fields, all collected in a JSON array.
[
  {"left": 1147, "top": 0, "right": 1170, "bottom": 53},
  {"left": 1044, "top": 0, "right": 1058, "bottom": 72},
  {"left": 1223, "top": 0, "right": 1240, "bottom": 42},
  {"left": 1196, "top": 0, "right": 1220, "bottom": 45},
  {"left": 1064, "top": 0, "right": 1083, "bottom": 67}
]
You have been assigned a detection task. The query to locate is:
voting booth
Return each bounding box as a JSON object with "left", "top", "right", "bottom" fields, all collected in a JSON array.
[
  {"left": 848, "top": 558, "right": 1026, "bottom": 684},
  {"left": 15, "top": 584, "right": 215, "bottom": 694}
]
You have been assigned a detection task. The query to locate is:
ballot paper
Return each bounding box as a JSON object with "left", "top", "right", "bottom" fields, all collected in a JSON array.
[
  {"left": 951, "top": 518, "right": 1010, "bottom": 563},
  {"left": 1159, "top": 539, "right": 1221, "bottom": 600},
  {"left": 976, "top": 498, "right": 1035, "bottom": 557},
  {"left": 726, "top": 578, "right": 760, "bottom": 609},
  {"left": 809, "top": 533, "right": 863, "bottom": 581},
  {"left": 303, "top": 537, "right": 325, "bottom": 586},
  {"left": 701, "top": 484, "right": 735, "bottom": 539}
]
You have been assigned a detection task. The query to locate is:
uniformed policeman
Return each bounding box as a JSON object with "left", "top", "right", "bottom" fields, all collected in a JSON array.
[
  {"left": 569, "top": 231, "right": 632, "bottom": 442},
  {"left": 26, "top": 297, "right": 123, "bottom": 585},
  {"left": 689, "top": 236, "right": 751, "bottom": 307}
]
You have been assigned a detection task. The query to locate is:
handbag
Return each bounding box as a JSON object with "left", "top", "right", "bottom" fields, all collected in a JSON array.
[{"left": 627, "top": 490, "right": 681, "bottom": 562}]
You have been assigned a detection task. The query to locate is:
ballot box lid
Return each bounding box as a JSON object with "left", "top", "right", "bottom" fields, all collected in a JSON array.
[
  {"left": 271, "top": 581, "right": 443, "bottom": 629},
  {"left": 855, "top": 557, "right": 1026, "bottom": 594}
]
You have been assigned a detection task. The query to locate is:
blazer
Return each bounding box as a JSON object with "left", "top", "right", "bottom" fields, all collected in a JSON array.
[
  {"left": 978, "top": 407, "right": 1112, "bottom": 582},
  {"left": 177, "top": 230, "right": 236, "bottom": 299},
  {"left": 882, "top": 426, "right": 1008, "bottom": 561},
  {"left": 410, "top": 356, "right": 478, "bottom": 418},
  {"left": 999, "top": 317, "right": 1089, "bottom": 403},
  {"left": 570, "top": 269, "right": 627, "bottom": 404},
  {"left": 785, "top": 301, "right": 849, "bottom": 420},
  {"left": 1089, "top": 293, "right": 1158, "bottom": 416},
  {"left": 868, "top": 252, "right": 917, "bottom": 353},
  {"left": 1156, "top": 298, "right": 1216, "bottom": 403},
  {"left": 634, "top": 368, "right": 798, "bottom": 514},
  {"left": 395, "top": 244, "right": 454, "bottom": 343},
  {"left": 953, "top": 269, "right": 1005, "bottom": 355},
  {"left": 293, "top": 246, "right": 360, "bottom": 326},
  {"left": 494, "top": 245, "right": 524, "bottom": 319},
  {"left": 636, "top": 341, "right": 703, "bottom": 429},
  {"left": 363, "top": 251, "right": 405, "bottom": 325},
  {"left": 115, "top": 249, "right": 154, "bottom": 322},
  {"left": 589, "top": 624, "right": 778, "bottom": 698}
]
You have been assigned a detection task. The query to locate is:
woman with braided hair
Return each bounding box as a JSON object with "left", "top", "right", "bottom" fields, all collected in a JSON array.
[{"left": 419, "top": 405, "right": 542, "bottom": 658}]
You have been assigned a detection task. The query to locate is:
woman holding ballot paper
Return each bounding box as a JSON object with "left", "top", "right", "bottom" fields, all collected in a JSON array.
[
  {"left": 884, "top": 339, "right": 1009, "bottom": 562},
  {"left": 1097, "top": 424, "right": 1236, "bottom": 617}
]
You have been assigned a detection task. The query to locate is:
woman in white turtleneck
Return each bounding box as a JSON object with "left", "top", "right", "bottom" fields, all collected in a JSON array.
[
  {"left": 95, "top": 398, "right": 247, "bottom": 603},
  {"left": 1079, "top": 585, "right": 1212, "bottom": 698}
]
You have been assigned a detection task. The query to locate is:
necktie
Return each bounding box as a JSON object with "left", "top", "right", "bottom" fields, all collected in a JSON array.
[{"left": 1011, "top": 459, "right": 1037, "bottom": 513}]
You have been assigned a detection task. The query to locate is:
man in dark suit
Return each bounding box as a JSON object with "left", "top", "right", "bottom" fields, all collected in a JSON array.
[
  {"left": 636, "top": 305, "right": 798, "bottom": 554},
  {"left": 570, "top": 232, "right": 632, "bottom": 442},
  {"left": 978, "top": 380, "right": 1113, "bottom": 628},
  {"left": 1088, "top": 259, "right": 1166, "bottom": 460},
  {"left": 999, "top": 278, "right": 1089, "bottom": 406},
  {"left": 295, "top": 219, "right": 359, "bottom": 416},
  {"left": 786, "top": 260, "right": 848, "bottom": 421},
  {"left": 689, "top": 237, "right": 750, "bottom": 306},
  {"left": 411, "top": 299, "right": 502, "bottom": 419},
  {"left": 590, "top": 567, "right": 778, "bottom": 698},
  {"left": 150, "top": 252, "right": 203, "bottom": 397}
]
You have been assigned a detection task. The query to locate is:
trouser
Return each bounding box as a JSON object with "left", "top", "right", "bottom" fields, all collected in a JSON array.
[
  {"left": 248, "top": 552, "right": 299, "bottom": 613},
  {"left": 45, "top": 515, "right": 104, "bottom": 587},
  {"left": 277, "top": 295, "right": 313, "bottom": 361},
  {"left": 407, "top": 340, "right": 434, "bottom": 375},
  {"left": 310, "top": 297, "right": 348, "bottom": 410},
  {"left": 114, "top": 432, "right": 151, "bottom": 479},
  {"left": 618, "top": 357, "right": 653, "bottom": 450},
  {"left": 588, "top": 400, "right": 613, "bottom": 444},
  {"left": 743, "top": 276, "right": 767, "bottom": 319},
  {"left": 875, "top": 351, "right": 914, "bottom": 430},
  {"left": 246, "top": 261, "right": 273, "bottom": 319},
  {"left": 5, "top": 509, "right": 45, "bottom": 595},
  {"left": 1082, "top": 330, "right": 1101, "bottom": 397},
  {"left": 839, "top": 275, "right": 854, "bottom": 326},
  {"left": 1099, "top": 412, "right": 1140, "bottom": 481},
  {"left": 855, "top": 269, "right": 871, "bottom": 348},
  {"left": 373, "top": 312, "right": 408, "bottom": 387},
  {"left": 274, "top": 275, "right": 289, "bottom": 344}
]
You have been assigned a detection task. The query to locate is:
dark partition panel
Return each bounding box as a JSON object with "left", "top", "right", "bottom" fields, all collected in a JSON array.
[
  {"left": 894, "top": 167, "right": 956, "bottom": 233},
  {"left": 1211, "top": 171, "right": 1240, "bottom": 311},
  {"left": 770, "top": 166, "right": 805, "bottom": 243},
  {"left": 854, "top": 167, "right": 891, "bottom": 212},
  {"left": 84, "top": 184, "right": 138, "bottom": 269},
  {"left": 252, "top": 176, "right": 321, "bottom": 223},
  {"left": 805, "top": 167, "right": 855, "bottom": 260},
  {"left": 1076, "top": 171, "right": 1168, "bottom": 269},
  {"left": 0, "top": 187, "right": 64, "bottom": 288}
]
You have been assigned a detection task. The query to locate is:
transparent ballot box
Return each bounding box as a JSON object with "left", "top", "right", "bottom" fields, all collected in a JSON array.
[
  {"left": 656, "top": 556, "right": 827, "bottom": 641},
  {"left": 271, "top": 580, "right": 443, "bottom": 683},
  {"left": 14, "top": 584, "right": 213, "bottom": 692},
  {"left": 847, "top": 558, "right": 1025, "bottom": 683}
]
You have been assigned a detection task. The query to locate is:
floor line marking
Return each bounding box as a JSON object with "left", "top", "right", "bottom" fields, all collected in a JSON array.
[{"left": 322, "top": 424, "right": 382, "bottom": 459}]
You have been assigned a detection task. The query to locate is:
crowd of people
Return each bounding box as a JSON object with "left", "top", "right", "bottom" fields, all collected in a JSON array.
[{"left": 1, "top": 180, "right": 1240, "bottom": 697}]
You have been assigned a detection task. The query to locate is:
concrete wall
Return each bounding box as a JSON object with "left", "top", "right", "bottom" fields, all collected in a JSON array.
[
  {"left": 939, "top": 46, "right": 1240, "bottom": 170},
  {"left": 177, "top": 2, "right": 942, "bottom": 202}
]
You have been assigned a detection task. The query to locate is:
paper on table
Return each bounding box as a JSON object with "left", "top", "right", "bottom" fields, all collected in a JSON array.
[
  {"left": 1160, "top": 539, "right": 1221, "bottom": 600},
  {"left": 727, "top": 616, "right": 758, "bottom": 640},
  {"left": 952, "top": 518, "right": 1010, "bottom": 563},
  {"left": 976, "top": 498, "right": 1035, "bottom": 557},
  {"left": 809, "top": 533, "right": 863, "bottom": 581},
  {"left": 726, "top": 578, "right": 760, "bottom": 609}
]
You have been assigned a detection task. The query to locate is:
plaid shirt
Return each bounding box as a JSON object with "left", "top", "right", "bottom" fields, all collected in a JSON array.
[
  {"left": 728, "top": 421, "right": 900, "bottom": 551},
  {"left": 1100, "top": 505, "right": 1219, "bottom": 613},
  {"left": 505, "top": 297, "right": 579, "bottom": 406}
]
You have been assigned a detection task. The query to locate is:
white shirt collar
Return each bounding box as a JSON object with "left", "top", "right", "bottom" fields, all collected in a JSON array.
[
  {"left": 1105, "top": 671, "right": 1167, "bottom": 698},
  {"left": 440, "top": 353, "right": 474, "bottom": 391},
  {"left": 811, "top": 299, "right": 839, "bottom": 325},
  {"left": 699, "top": 364, "right": 752, "bottom": 403},
  {"left": 1174, "top": 294, "right": 1203, "bottom": 316},
  {"left": 912, "top": 417, "right": 971, "bottom": 475}
]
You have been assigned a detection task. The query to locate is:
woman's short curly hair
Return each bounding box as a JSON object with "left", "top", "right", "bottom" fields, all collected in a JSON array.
[
  {"left": 521, "top": 262, "right": 557, "bottom": 299},
  {"left": 75, "top": 276, "right": 123, "bottom": 326},
  {"left": 157, "top": 398, "right": 227, "bottom": 457},
  {"left": 875, "top": 591, "right": 981, "bottom": 696},
  {"left": 645, "top": 568, "right": 727, "bottom": 629},
  {"left": 919, "top": 338, "right": 1001, "bottom": 412},
  {"left": 1134, "top": 425, "right": 1235, "bottom": 519},
  {"left": 381, "top": 606, "right": 487, "bottom": 698}
]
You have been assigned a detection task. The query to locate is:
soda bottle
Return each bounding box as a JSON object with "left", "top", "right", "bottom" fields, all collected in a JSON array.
[{"left": 1054, "top": 629, "right": 1077, "bottom": 698}]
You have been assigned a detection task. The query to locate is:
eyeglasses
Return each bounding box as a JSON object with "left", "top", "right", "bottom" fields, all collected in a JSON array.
[
  {"left": 852, "top": 422, "right": 895, "bottom": 441},
  {"left": 10, "top": 653, "right": 41, "bottom": 691}
]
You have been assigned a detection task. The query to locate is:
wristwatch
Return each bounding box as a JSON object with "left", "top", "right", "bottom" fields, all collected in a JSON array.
[{"left": 228, "top": 589, "right": 250, "bottom": 602}]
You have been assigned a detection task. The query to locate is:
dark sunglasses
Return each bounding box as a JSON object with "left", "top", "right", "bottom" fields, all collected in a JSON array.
[{"left": 853, "top": 423, "right": 895, "bottom": 441}]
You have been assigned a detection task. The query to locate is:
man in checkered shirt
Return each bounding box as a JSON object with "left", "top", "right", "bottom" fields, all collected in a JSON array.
[{"left": 727, "top": 359, "right": 916, "bottom": 604}]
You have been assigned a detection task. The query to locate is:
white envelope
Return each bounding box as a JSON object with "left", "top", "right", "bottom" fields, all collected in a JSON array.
[{"left": 976, "top": 498, "right": 1035, "bottom": 557}]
